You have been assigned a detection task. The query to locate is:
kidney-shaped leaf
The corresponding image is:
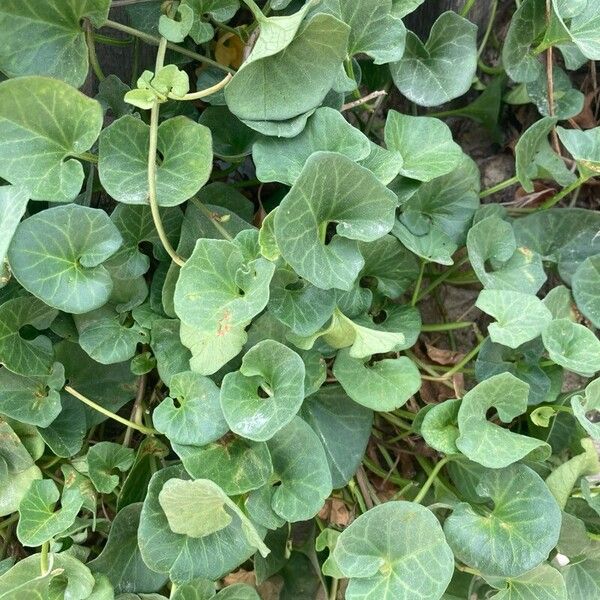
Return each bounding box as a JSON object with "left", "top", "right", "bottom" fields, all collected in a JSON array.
[
  {"left": 0, "top": 0, "right": 110, "bottom": 87},
  {"left": 99, "top": 115, "right": 212, "bottom": 207},
  {"left": 274, "top": 152, "right": 398, "bottom": 291},
  {"left": 221, "top": 340, "right": 305, "bottom": 441},
  {"left": 333, "top": 501, "right": 454, "bottom": 600},
  {"left": 390, "top": 11, "right": 477, "bottom": 107},
  {"left": 8, "top": 204, "right": 122, "bottom": 314},
  {"left": 0, "top": 77, "right": 103, "bottom": 202},
  {"left": 456, "top": 372, "right": 551, "bottom": 468},
  {"left": 444, "top": 463, "right": 561, "bottom": 577}
]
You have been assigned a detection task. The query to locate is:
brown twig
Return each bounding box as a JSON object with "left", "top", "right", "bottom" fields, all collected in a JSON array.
[{"left": 341, "top": 90, "right": 387, "bottom": 112}]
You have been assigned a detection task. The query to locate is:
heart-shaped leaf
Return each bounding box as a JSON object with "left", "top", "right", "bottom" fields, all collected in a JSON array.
[
  {"left": 456, "top": 372, "right": 551, "bottom": 468},
  {"left": 572, "top": 255, "right": 600, "bottom": 327},
  {"left": 0, "top": 0, "right": 110, "bottom": 87},
  {"left": 0, "top": 296, "right": 56, "bottom": 376},
  {"left": 384, "top": 111, "right": 464, "bottom": 182},
  {"left": 476, "top": 290, "right": 552, "bottom": 349},
  {"left": 99, "top": 115, "right": 212, "bottom": 206},
  {"left": 138, "top": 466, "right": 267, "bottom": 582},
  {"left": 154, "top": 371, "right": 227, "bottom": 446},
  {"left": 252, "top": 107, "right": 371, "bottom": 186},
  {"left": 0, "top": 76, "right": 103, "bottom": 202},
  {"left": 333, "top": 351, "right": 420, "bottom": 411},
  {"left": 333, "top": 501, "right": 454, "bottom": 600},
  {"left": 17, "top": 479, "right": 83, "bottom": 547},
  {"left": 390, "top": 11, "right": 477, "bottom": 106},
  {"left": 274, "top": 152, "right": 398, "bottom": 291},
  {"left": 420, "top": 399, "right": 461, "bottom": 455},
  {"left": 174, "top": 435, "right": 272, "bottom": 496},
  {"left": 86, "top": 442, "right": 134, "bottom": 494},
  {"left": 220, "top": 340, "right": 305, "bottom": 441},
  {"left": 444, "top": 463, "right": 561, "bottom": 577},
  {"left": 300, "top": 385, "right": 373, "bottom": 488},
  {"left": 8, "top": 204, "right": 123, "bottom": 314}
]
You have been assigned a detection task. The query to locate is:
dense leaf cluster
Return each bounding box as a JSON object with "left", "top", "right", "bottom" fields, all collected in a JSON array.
[{"left": 0, "top": 0, "right": 599, "bottom": 599}]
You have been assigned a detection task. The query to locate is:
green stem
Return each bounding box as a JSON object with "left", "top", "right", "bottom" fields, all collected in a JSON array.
[
  {"left": 362, "top": 458, "right": 412, "bottom": 487},
  {"left": 102, "top": 20, "right": 235, "bottom": 73},
  {"left": 460, "top": 0, "right": 477, "bottom": 17},
  {"left": 40, "top": 542, "right": 50, "bottom": 574},
  {"left": 421, "top": 321, "right": 473, "bottom": 332},
  {"left": 190, "top": 198, "right": 234, "bottom": 241},
  {"left": 344, "top": 58, "right": 361, "bottom": 99},
  {"left": 348, "top": 479, "right": 368, "bottom": 513},
  {"left": 416, "top": 256, "right": 470, "bottom": 302},
  {"left": 329, "top": 577, "right": 339, "bottom": 600},
  {"left": 477, "top": 58, "right": 504, "bottom": 75},
  {"left": 444, "top": 338, "right": 484, "bottom": 378},
  {"left": 85, "top": 21, "right": 105, "bottom": 80},
  {"left": 93, "top": 32, "right": 134, "bottom": 46},
  {"left": 411, "top": 260, "right": 427, "bottom": 306},
  {"left": 242, "top": 0, "right": 265, "bottom": 20},
  {"left": 537, "top": 175, "right": 588, "bottom": 210},
  {"left": 65, "top": 385, "right": 158, "bottom": 435},
  {"left": 170, "top": 73, "right": 231, "bottom": 101},
  {"left": 477, "top": 0, "right": 498, "bottom": 58},
  {"left": 414, "top": 456, "right": 451, "bottom": 504},
  {"left": 75, "top": 151, "right": 99, "bottom": 164},
  {"left": 479, "top": 175, "right": 519, "bottom": 198},
  {"left": 0, "top": 514, "right": 18, "bottom": 532},
  {"left": 395, "top": 408, "right": 417, "bottom": 421},
  {"left": 230, "top": 177, "right": 261, "bottom": 188}
]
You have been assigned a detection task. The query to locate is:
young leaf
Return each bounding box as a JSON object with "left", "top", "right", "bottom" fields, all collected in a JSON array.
[
  {"left": 300, "top": 385, "right": 373, "bottom": 488},
  {"left": 467, "top": 216, "right": 546, "bottom": 293},
  {"left": 138, "top": 465, "right": 267, "bottom": 581},
  {"left": 333, "top": 351, "right": 420, "bottom": 411},
  {"left": 88, "top": 503, "right": 168, "bottom": 594},
  {"left": 333, "top": 501, "right": 454, "bottom": 600},
  {"left": 182, "top": 0, "right": 239, "bottom": 45},
  {"left": 572, "top": 255, "right": 600, "bottom": 327},
  {"left": 87, "top": 442, "right": 135, "bottom": 494},
  {"left": 99, "top": 115, "right": 212, "bottom": 206},
  {"left": 0, "top": 77, "right": 102, "bottom": 202},
  {"left": 390, "top": 11, "right": 477, "bottom": 107},
  {"left": 154, "top": 371, "right": 227, "bottom": 446},
  {"left": 475, "top": 290, "right": 552, "bottom": 349},
  {"left": 384, "top": 111, "right": 464, "bottom": 182},
  {"left": 0, "top": 296, "right": 57, "bottom": 376},
  {"left": 444, "top": 463, "right": 561, "bottom": 577},
  {"left": 542, "top": 319, "right": 600, "bottom": 377},
  {"left": 420, "top": 399, "right": 461, "bottom": 455},
  {"left": 17, "top": 479, "right": 83, "bottom": 547},
  {"left": 220, "top": 340, "right": 305, "bottom": 441},
  {"left": 0, "top": 0, "right": 110, "bottom": 87},
  {"left": 274, "top": 152, "right": 398, "bottom": 291},
  {"left": 225, "top": 12, "right": 349, "bottom": 123},
  {"left": 174, "top": 436, "right": 272, "bottom": 496},
  {"left": 252, "top": 107, "right": 371, "bottom": 186},
  {"left": 570, "top": 378, "right": 600, "bottom": 439},
  {"left": 456, "top": 372, "right": 551, "bottom": 468},
  {"left": 392, "top": 156, "right": 480, "bottom": 265},
  {"left": 266, "top": 417, "right": 333, "bottom": 522}
]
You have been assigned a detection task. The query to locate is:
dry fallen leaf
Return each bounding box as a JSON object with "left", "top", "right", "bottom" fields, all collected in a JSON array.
[{"left": 425, "top": 342, "right": 465, "bottom": 366}]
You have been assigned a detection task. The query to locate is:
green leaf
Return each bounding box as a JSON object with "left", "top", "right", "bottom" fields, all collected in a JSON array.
[
  {"left": 475, "top": 290, "right": 552, "bottom": 349},
  {"left": 220, "top": 340, "right": 305, "bottom": 441},
  {"left": 96, "top": 75, "right": 134, "bottom": 119},
  {"left": 0, "top": 0, "right": 110, "bottom": 87},
  {"left": 420, "top": 399, "right": 461, "bottom": 455},
  {"left": 557, "top": 125, "right": 600, "bottom": 176},
  {"left": 170, "top": 578, "right": 215, "bottom": 600},
  {"left": 87, "top": 442, "right": 135, "bottom": 494},
  {"left": 333, "top": 501, "right": 454, "bottom": 600},
  {"left": 252, "top": 107, "right": 371, "bottom": 186},
  {"left": 467, "top": 216, "right": 547, "bottom": 293},
  {"left": 390, "top": 12, "right": 477, "bottom": 107},
  {"left": 214, "top": 584, "right": 260, "bottom": 600},
  {"left": 88, "top": 503, "right": 168, "bottom": 594},
  {"left": 174, "top": 436, "right": 272, "bottom": 496},
  {"left": 384, "top": 111, "right": 464, "bottom": 182},
  {"left": 333, "top": 351, "right": 420, "bottom": 411},
  {"left": 0, "top": 185, "right": 28, "bottom": 287},
  {"left": 557, "top": 1, "right": 600, "bottom": 60},
  {"left": 154, "top": 371, "right": 227, "bottom": 446},
  {"left": 456, "top": 372, "right": 551, "bottom": 468},
  {"left": 392, "top": 155, "right": 480, "bottom": 265},
  {"left": 0, "top": 553, "right": 54, "bottom": 598},
  {"left": 8, "top": 205, "right": 123, "bottom": 314},
  {"left": 0, "top": 76, "right": 103, "bottom": 202},
  {"left": 526, "top": 66, "right": 585, "bottom": 120},
  {"left": 0, "top": 296, "right": 57, "bottom": 376},
  {"left": 174, "top": 237, "right": 274, "bottom": 334},
  {"left": 570, "top": 378, "right": 600, "bottom": 439},
  {"left": 150, "top": 319, "right": 192, "bottom": 386},
  {"left": 274, "top": 152, "right": 398, "bottom": 291},
  {"left": 265, "top": 417, "right": 332, "bottom": 522},
  {"left": 392, "top": 0, "right": 425, "bottom": 18},
  {"left": 301, "top": 385, "right": 373, "bottom": 488},
  {"left": 315, "top": 0, "right": 406, "bottom": 64},
  {"left": 17, "top": 479, "right": 83, "bottom": 547},
  {"left": 0, "top": 363, "right": 64, "bottom": 427},
  {"left": 138, "top": 466, "right": 267, "bottom": 582},
  {"left": 562, "top": 549, "right": 600, "bottom": 600},
  {"left": 488, "top": 564, "right": 567, "bottom": 600},
  {"left": 502, "top": 0, "right": 546, "bottom": 83},
  {"left": 159, "top": 3, "right": 194, "bottom": 42},
  {"left": 0, "top": 465, "right": 41, "bottom": 519},
  {"left": 0, "top": 419, "right": 36, "bottom": 474},
  {"left": 358, "top": 142, "right": 403, "bottom": 185},
  {"left": 542, "top": 319, "right": 600, "bottom": 377},
  {"left": 444, "top": 463, "right": 562, "bottom": 577},
  {"left": 38, "top": 395, "right": 87, "bottom": 458},
  {"left": 99, "top": 115, "right": 212, "bottom": 206},
  {"left": 225, "top": 11, "right": 349, "bottom": 123},
  {"left": 572, "top": 255, "right": 600, "bottom": 327}
]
